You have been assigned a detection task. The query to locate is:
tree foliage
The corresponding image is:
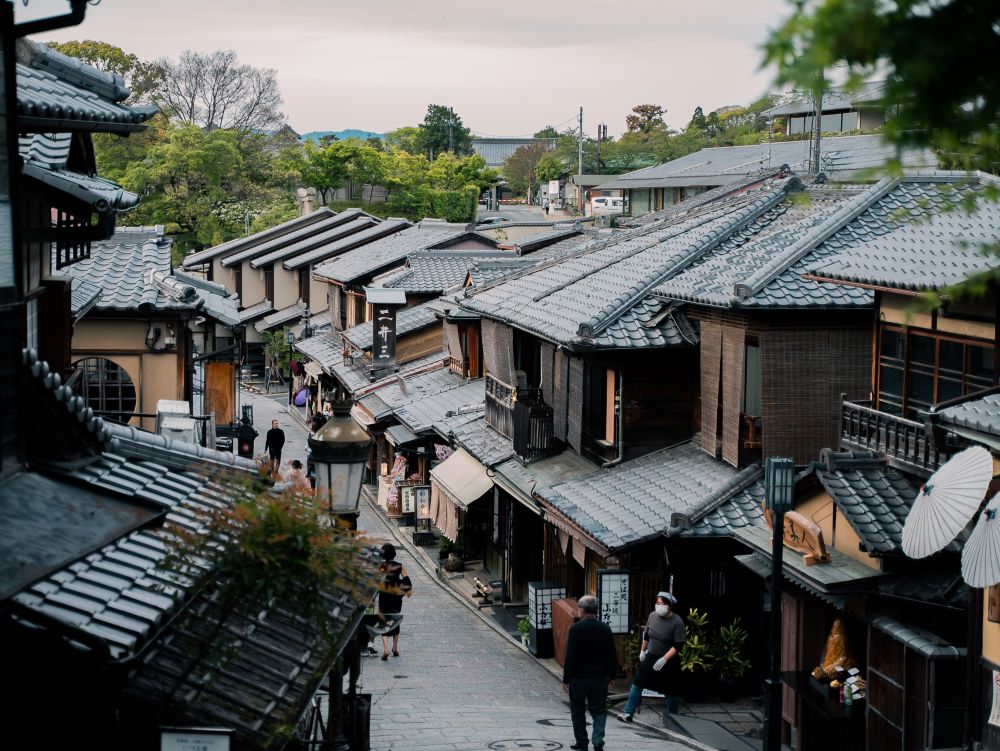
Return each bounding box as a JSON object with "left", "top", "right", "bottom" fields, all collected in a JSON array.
[
  {"left": 764, "top": 0, "right": 1000, "bottom": 171},
  {"left": 46, "top": 39, "right": 162, "bottom": 104},
  {"left": 626, "top": 104, "right": 668, "bottom": 136},
  {"left": 503, "top": 141, "right": 555, "bottom": 196},
  {"left": 155, "top": 49, "right": 284, "bottom": 136},
  {"left": 416, "top": 104, "right": 473, "bottom": 157}
]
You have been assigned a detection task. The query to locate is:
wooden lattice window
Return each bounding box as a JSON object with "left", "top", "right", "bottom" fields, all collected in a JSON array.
[
  {"left": 71, "top": 357, "right": 137, "bottom": 423},
  {"left": 54, "top": 208, "right": 92, "bottom": 269}
]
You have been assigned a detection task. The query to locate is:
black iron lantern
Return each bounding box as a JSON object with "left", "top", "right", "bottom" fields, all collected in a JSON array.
[
  {"left": 308, "top": 404, "right": 373, "bottom": 520},
  {"left": 764, "top": 456, "right": 795, "bottom": 513}
]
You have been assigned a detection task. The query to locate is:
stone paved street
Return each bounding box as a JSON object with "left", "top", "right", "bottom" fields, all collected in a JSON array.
[{"left": 242, "top": 390, "right": 691, "bottom": 751}]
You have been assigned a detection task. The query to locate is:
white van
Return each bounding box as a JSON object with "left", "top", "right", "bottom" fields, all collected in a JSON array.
[{"left": 591, "top": 196, "right": 624, "bottom": 216}]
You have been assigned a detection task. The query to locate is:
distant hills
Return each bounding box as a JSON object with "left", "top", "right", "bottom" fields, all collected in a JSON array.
[{"left": 299, "top": 129, "right": 384, "bottom": 143}]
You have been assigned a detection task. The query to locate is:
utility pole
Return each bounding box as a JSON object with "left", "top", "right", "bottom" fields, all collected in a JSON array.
[
  {"left": 448, "top": 107, "right": 455, "bottom": 153},
  {"left": 578, "top": 106, "right": 584, "bottom": 177},
  {"left": 595, "top": 123, "right": 607, "bottom": 175},
  {"left": 810, "top": 83, "right": 823, "bottom": 174}
]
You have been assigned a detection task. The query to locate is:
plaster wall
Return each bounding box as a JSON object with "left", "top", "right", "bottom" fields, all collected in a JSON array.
[
  {"left": 273, "top": 267, "right": 299, "bottom": 310},
  {"left": 242, "top": 267, "right": 266, "bottom": 307},
  {"left": 212, "top": 258, "right": 235, "bottom": 292},
  {"left": 794, "top": 487, "right": 881, "bottom": 569},
  {"left": 309, "top": 276, "right": 329, "bottom": 315}
]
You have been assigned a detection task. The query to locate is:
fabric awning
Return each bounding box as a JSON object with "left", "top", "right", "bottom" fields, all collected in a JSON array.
[
  {"left": 430, "top": 448, "right": 492, "bottom": 509},
  {"left": 304, "top": 361, "right": 324, "bottom": 379}
]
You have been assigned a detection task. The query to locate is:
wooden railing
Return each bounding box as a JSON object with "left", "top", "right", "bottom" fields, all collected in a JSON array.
[
  {"left": 448, "top": 355, "right": 468, "bottom": 378},
  {"left": 485, "top": 373, "right": 515, "bottom": 439},
  {"left": 513, "top": 387, "right": 554, "bottom": 463},
  {"left": 841, "top": 398, "right": 939, "bottom": 475}
]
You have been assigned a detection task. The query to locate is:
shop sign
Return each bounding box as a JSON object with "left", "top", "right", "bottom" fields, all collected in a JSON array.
[
  {"left": 371, "top": 305, "right": 397, "bottom": 370},
  {"left": 763, "top": 506, "right": 831, "bottom": 566},
  {"left": 597, "top": 569, "right": 630, "bottom": 634},
  {"left": 990, "top": 671, "right": 1000, "bottom": 728}
]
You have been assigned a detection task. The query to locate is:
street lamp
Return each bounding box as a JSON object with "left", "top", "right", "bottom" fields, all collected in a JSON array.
[
  {"left": 763, "top": 456, "right": 795, "bottom": 751},
  {"left": 286, "top": 329, "right": 295, "bottom": 405},
  {"left": 308, "top": 403, "right": 373, "bottom": 529}
]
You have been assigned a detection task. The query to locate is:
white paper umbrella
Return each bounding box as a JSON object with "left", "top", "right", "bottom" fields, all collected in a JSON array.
[
  {"left": 962, "top": 492, "right": 1000, "bottom": 588},
  {"left": 902, "top": 446, "right": 993, "bottom": 559}
]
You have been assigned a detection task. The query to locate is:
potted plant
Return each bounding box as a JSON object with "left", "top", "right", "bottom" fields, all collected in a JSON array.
[
  {"left": 516, "top": 616, "right": 531, "bottom": 647},
  {"left": 714, "top": 618, "right": 751, "bottom": 702},
  {"left": 679, "top": 608, "right": 714, "bottom": 702},
  {"left": 437, "top": 536, "right": 452, "bottom": 561},
  {"left": 622, "top": 628, "right": 642, "bottom": 681}
]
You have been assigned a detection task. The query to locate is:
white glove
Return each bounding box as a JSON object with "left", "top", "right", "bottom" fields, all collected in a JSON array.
[
  {"left": 639, "top": 650, "right": 648, "bottom": 663},
  {"left": 653, "top": 656, "right": 668, "bottom": 671}
]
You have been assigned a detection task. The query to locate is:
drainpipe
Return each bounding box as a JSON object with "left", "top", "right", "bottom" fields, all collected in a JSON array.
[{"left": 15, "top": 0, "right": 88, "bottom": 36}]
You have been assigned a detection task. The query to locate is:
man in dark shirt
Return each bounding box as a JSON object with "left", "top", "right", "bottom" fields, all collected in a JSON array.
[
  {"left": 562, "top": 595, "right": 617, "bottom": 750},
  {"left": 264, "top": 419, "right": 285, "bottom": 472}
]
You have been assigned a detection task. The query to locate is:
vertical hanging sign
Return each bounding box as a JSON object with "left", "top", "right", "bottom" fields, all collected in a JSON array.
[
  {"left": 365, "top": 287, "right": 405, "bottom": 374},
  {"left": 597, "top": 569, "right": 630, "bottom": 634}
]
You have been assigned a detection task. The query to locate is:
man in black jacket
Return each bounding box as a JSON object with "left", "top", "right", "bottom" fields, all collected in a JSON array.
[
  {"left": 563, "top": 595, "right": 617, "bottom": 750},
  {"left": 264, "top": 419, "right": 285, "bottom": 472}
]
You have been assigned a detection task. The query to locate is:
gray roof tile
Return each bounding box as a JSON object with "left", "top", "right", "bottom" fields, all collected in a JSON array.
[
  {"left": 341, "top": 302, "right": 439, "bottom": 350},
  {"left": 183, "top": 209, "right": 335, "bottom": 268},
  {"left": 255, "top": 302, "right": 306, "bottom": 332},
  {"left": 933, "top": 390, "right": 1000, "bottom": 439},
  {"left": 542, "top": 442, "right": 759, "bottom": 551},
  {"left": 220, "top": 211, "right": 374, "bottom": 268},
  {"left": 239, "top": 299, "right": 274, "bottom": 323}
]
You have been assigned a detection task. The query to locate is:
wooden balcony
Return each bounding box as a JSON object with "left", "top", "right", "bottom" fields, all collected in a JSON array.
[
  {"left": 448, "top": 355, "right": 469, "bottom": 378},
  {"left": 485, "top": 373, "right": 515, "bottom": 439},
  {"left": 840, "top": 397, "right": 940, "bottom": 476}
]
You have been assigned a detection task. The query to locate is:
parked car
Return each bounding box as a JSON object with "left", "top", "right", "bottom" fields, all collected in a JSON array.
[
  {"left": 476, "top": 216, "right": 510, "bottom": 226},
  {"left": 591, "top": 196, "right": 624, "bottom": 216}
]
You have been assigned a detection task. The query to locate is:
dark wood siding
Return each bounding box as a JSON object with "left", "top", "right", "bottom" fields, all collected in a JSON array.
[
  {"left": 567, "top": 356, "right": 584, "bottom": 453},
  {"left": 700, "top": 321, "right": 723, "bottom": 456},
  {"left": 760, "top": 327, "right": 871, "bottom": 463}
]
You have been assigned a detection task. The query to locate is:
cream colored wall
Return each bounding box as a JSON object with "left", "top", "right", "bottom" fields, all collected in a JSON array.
[
  {"left": 881, "top": 292, "right": 994, "bottom": 340},
  {"left": 310, "top": 276, "right": 328, "bottom": 315},
  {"left": 984, "top": 601, "right": 1000, "bottom": 665},
  {"left": 72, "top": 318, "right": 183, "bottom": 431},
  {"left": 274, "top": 267, "right": 299, "bottom": 309},
  {"left": 212, "top": 258, "right": 235, "bottom": 292},
  {"left": 242, "top": 267, "right": 266, "bottom": 306},
  {"left": 795, "top": 487, "right": 882, "bottom": 569}
]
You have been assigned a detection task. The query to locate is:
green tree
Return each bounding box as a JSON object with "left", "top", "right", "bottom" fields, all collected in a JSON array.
[
  {"left": 502, "top": 140, "right": 552, "bottom": 196},
  {"left": 534, "top": 126, "right": 560, "bottom": 139},
  {"left": 535, "top": 151, "right": 565, "bottom": 182},
  {"left": 416, "top": 104, "right": 473, "bottom": 158},
  {"left": 764, "top": 0, "right": 1000, "bottom": 171},
  {"left": 45, "top": 39, "right": 163, "bottom": 104},
  {"left": 688, "top": 106, "right": 708, "bottom": 132},
  {"left": 427, "top": 153, "right": 499, "bottom": 192},
  {"left": 384, "top": 126, "right": 423, "bottom": 155},
  {"left": 625, "top": 104, "right": 668, "bottom": 136}
]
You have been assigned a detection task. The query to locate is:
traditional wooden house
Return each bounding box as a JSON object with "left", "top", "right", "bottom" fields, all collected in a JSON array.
[{"left": 0, "top": 22, "right": 373, "bottom": 749}]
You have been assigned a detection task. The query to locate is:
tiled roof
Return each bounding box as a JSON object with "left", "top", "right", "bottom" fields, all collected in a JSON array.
[
  {"left": 239, "top": 298, "right": 273, "bottom": 323},
  {"left": 931, "top": 389, "right": 1000, "bottom": 440},
  {"left": 377, "top": 250, "right": 518, "bottom": 293},
  {"left": 224, "top": 210, "right": 373, "bottom": 268},
  {"left": 492, "top": 450, "right": 599, "bottom": 507},
  {"left": 596, "top": 134, "right": 933, "bottom": 190},
  {"left": 654, "top": 181, "right": 876, "bottom": 309},
  {"left": 313, "top": 224, "right": 476, "bottom": 284},
  {"left": 514, "top": 227, "right": 584, "bottom": 253},
  {"left": 807, "top": 172, "right": 1000, "bottom": 291},
  {"left": 58, "top": 234, "right": 212, "bottom": 315},
  {"left": 23, "top": 159, "right": 139, "bottom": 214},
  {"left": 356, "top": 367, "right": 473, "bottom": 423},
  {"left": 255, "top": 302, "right": 306, "bottom": 332},
  {"left": 16, "top": 41, "right": 157, "bottom": 133},
  {"left": 341, "top": 302, "right": 439, "bottom": 351},
  {"left": 542, "top": 441, "right": 758, "bottom": 551},
  {"left": 764, "top": 80, "right": 888, "bottom": 117},
  {"left": 182, "top": 209, "right": 335, "bottom": 268},
  {"left": 18, "top": 132, "right": 72, "bottom": 168},
  {"left": 68, "top": 276, "right": 103, "bottom": 317},
  {"left": 294, "top": 331, "right": 345, "bottom": 374},
  {"left": 682, "top": 478, "right": 766, "bottom": 537},
  {"left": 250, "top": 215, "right": 377, "bottom": 269},
  {"left": 472, "top": 137, "right": 554, "bottom": 167},
  {"left": 459, "top": 187, "right": 783, "bottom": 348},
  {"left": 811, "top": 450, "right": 922, "bottom": 555},
  {"left": 435, "top": 413, "right": 516, "bottom": 467},
  {"left": 172, "top": 269, "right": 240, "bottom": 327},
  {"left": 394, "top": 379, "right": 485, "bottom": 434},
  {"left": 283, "top": 219, "right": 410, "bottom": 271},
  {"left": 104, "top": 422, "right": 259, "bottom": 475}
]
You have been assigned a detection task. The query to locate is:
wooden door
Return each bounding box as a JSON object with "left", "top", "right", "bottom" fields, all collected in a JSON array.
[
  {"left": 204, "top": 361, "right": 235, "bottom": 425},
  {"left": 781, "top": 591, "right": 800, "bottom": 732}
]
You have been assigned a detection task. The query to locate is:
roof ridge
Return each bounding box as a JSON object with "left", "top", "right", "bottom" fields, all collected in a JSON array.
[
  {"left": 580, "top": 186, "right": 791, "bottom": 338},
  {"left": 680, "top": 462, "right": 764, "bottom": 530},
  {"left": 732, "top": 176, "right": 898, "bottom": 303},
  {"left": 23, "top": 41, "right": 130, "bottom": 103}
]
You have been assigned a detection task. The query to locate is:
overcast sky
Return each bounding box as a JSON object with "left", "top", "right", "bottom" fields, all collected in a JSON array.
[{"left": 40, "top": 0, "right": 791, "bottom": 137}]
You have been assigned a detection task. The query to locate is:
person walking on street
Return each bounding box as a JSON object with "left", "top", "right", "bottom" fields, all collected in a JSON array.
[
  {"left": 563, "top": 595, "right": 617, "bottom": 751},
  {"left": 618, "top": 592, "right": 685, "bottom": 722},
  {"left": 264, "top": 419, "right": 285, "bottom": 474},
  {"left": 376, "top": 543, "right": 412, "bottom": 660}
]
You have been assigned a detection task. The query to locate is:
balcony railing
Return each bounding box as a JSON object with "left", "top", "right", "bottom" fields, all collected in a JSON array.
[
  {"left": 841, "top": 398, "right": 940, "bottom": 475},
  {"left": 486, "top": 373, "right": 515, "bottom": 439},
  {"left": 448, "top": 355, "right": 468, "bottom": 378}
]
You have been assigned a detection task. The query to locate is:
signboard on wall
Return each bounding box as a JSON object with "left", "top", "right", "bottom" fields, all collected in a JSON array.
[
  {"left": 597, "top": 569, "right": 630, "bottom": 634},
  {"left": 371, "top": 305, "right": 397, "bottom": 370}
]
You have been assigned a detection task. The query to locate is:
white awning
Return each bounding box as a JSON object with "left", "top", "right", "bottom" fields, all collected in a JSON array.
[
  {"left": 304, "top": 361, "right": 324, "bottom": 378},
  {"left": 430, "top": 447, "right": 492, "bottom": 509}
]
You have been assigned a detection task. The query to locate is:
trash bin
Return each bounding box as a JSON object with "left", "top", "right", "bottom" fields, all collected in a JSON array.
[{"left": 236, "top": 419, "right": 258, "bottom": 458}]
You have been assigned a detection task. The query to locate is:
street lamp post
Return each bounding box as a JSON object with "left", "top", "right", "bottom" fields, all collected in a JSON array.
[
  {"left": 308, "top": 403, "right": 373, "bottom": 529},
  {"left": 763, "top": 456, "right": 795, "bottom": 751},
  {"left": 286, "top": 329, "right": 295, "bottom": 405}
]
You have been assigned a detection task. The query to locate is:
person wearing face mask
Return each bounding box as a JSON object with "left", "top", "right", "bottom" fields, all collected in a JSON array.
[{"left": 617, "top": 591, "right": 685, "bottom": 723}]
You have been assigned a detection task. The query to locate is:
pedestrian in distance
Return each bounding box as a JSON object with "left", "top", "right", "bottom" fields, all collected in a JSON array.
[
  {"left": 618, "top": 591, "right": 685, "bottom": 722},
  {"left": 263, "top": 419, "right": 285, "bottom": 474},
  {"left": 562, "top": 594, "right": 617, "bottom": 751},
  {"left": 376, "top": 543, "right": 412, "bottom": 660}
]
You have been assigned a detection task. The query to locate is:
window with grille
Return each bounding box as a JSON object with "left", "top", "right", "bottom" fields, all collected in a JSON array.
[
  {"left": 71, "top": 357, "right": 137, "bottom": 422},
  {"left": 877, "top": 324, "right": 995, "bottom": 418}
]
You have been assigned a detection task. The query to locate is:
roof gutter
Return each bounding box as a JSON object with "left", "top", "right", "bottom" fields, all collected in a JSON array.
[{"left": 15, "top": 0, "right": 88, "bottom": 37}]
